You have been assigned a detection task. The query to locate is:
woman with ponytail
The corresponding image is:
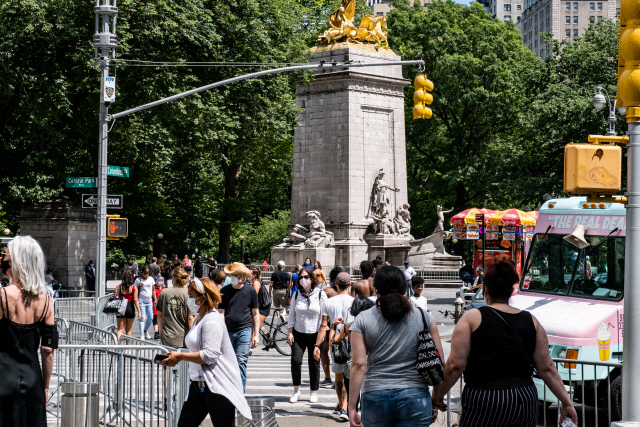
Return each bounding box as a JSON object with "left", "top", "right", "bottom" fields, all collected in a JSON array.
[
  {"left": 162, "top": 277, "right": 252, "bottom": 427},
  {"left": 348, "top": 266, "right": 445, "bottom": 427}
]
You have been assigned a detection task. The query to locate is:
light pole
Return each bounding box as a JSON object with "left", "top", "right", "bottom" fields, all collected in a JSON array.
[
  {"left": 3, "top": 229, "right": 9, "bottom": 236},
  {"left": 239, "top": 235, "right": 245, "bottom": 263},
  {"left": 593, "top": 85, "right": 624, "bottom": 136}
]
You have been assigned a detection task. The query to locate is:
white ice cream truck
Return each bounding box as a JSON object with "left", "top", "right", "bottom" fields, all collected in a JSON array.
[{"left": 511, "top": 196, "right": 624, "bottom": 419}]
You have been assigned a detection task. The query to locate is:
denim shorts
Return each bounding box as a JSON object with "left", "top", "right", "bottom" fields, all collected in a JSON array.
[{"left": 361, "top": 388, "right": 432, "bottom": 427}]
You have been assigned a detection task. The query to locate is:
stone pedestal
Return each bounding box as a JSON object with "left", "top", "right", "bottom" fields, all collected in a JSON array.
[
  {"left": 271, "top": 245, "right": 336, "bottom": 270},
  {"left": 407, "top": 231, "right": 462, "bottom": 267},
  {"left": 364, "top": 233, "right": 411, "bottom": 265},
  {"left": 286, "top": 43, "right": 410, "bottom": 267},
  {"left": 18, "top": 199, "right": 96, "bottom": 289}
]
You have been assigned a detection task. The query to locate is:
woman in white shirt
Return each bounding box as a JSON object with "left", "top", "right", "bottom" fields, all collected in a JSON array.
[
  {"left": 134, "top": 266, "right": 155, "bottom": 340},
  {"left": 287, "top": 268, "right": 327, "bottom": 404},
  {"left": 162, "top": 277, "right": 251, "bottom": 427}
]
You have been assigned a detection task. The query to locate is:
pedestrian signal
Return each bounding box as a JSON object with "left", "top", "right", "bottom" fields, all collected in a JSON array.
[
  {"left": 564, "top": 143, "right": 622, "bottom": 195},
  {"left": 413, "top": 74, "right": 434, "bottom": 120},
  {"left": 616, "top": 0, "right": 640, "bottom": 110},
  {"left": 107, "top": 217, "right": 128, "bottom": 238}
]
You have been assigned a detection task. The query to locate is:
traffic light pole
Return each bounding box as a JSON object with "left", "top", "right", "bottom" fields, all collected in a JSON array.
[
  {"left": 615, "top": 118, "right": 640, "bottom": 426},
  {"left": 96, "top": 56, "right": 109, "bottom": 299}
]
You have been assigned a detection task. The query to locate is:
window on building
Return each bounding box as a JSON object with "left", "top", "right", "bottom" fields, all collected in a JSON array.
[
  {"left": 598, "top": 15, "right": 603, "bottom": 20},
  {"left": 517, "top": 15, "right": 521, "bottom": 21},
  {"left": 504, "top": 14, "right": 512, "bottom": 19},
  {"left": 617, "top": 8, "right": 621, "bottom": 15},
  {"left": 566, "top": 29, "right": 571, "bottom": 37},
  {"left": 597, "top": 2, "right": 602, "bottom": 10},
  {"left": 573, "top": 16, "right": 578, "bottom": 23},
  {"left": 574, "top": 29, "right": 579, "bottom": 36},
  {"left": 589, "top": 2, "right": 595, "bottom": 10},
  {"left": 504, "top": 3, "right": 511, "bottom": 10},
  {"left": 566, "top": 16, "right": 571, "bottom": 23},
  {"left": 573, "top": 2, "right": 578, "bottom": 10},
  {"left": 376, "top": 11, "right": 384, "bottom": 15},
  {"left": 517, "top": 4, "right": 521, "bottom": 9},
  {"left": 589, "top": 16, "right": 595, "bottom": 21},
  {"left": 565, "top": 2, "right": 571, "bottom": 10}
]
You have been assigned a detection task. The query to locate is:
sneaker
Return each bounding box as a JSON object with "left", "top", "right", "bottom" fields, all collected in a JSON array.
[
  {"left": 332, "top": 404, "right": 341, "bottom": 415},
  {"left": 339, "top": 408, "right": 349, "bottom": 420},
  {"left": 139, "top": 335, "right": 145, "bottom": 341},
  {"left": 289, "top": 390, "right": 301, "bottom": 403},
  {"left": 145, "top": 331, "right": 152, "bottom": 340},
  {"left": 154, "top": 332, "right": 160, "bottom": 340},
  {"left": 309, "top": 392, "right": 318, "bottom": 403},
  {"left": 320, "top": 378, "right": 332, "bottom": 386}
]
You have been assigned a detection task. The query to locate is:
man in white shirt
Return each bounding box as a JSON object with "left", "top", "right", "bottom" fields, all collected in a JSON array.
[
  {"left": 410, "top": 276, "right": 428, "bottom": 310},
  {"left": 402, "top": 260, "right": 416, "bottom": 286},
  {"left": 313, "top": 272, "right": 353, "bottom": 420}
]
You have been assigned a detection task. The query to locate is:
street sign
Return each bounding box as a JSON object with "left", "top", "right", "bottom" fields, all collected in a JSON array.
[
  {"left": 66, "top": 177, "right": 97, "bottom": 188},
  {"left": 475, "top": 213, "right": 484, "bottom": 222},
  {"left": 107, "top": 217, "right": 128, "bottom": 238},
  {"left": 82, "top": 194, "right": 123, "bottom": 209},
  {"left": 107, "top": 166, "right": 129, "bottom": 178}
]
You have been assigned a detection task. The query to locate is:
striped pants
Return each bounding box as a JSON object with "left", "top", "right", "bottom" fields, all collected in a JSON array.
[{"left": 459, "top": 383, "right": 538, "bottom": 427}]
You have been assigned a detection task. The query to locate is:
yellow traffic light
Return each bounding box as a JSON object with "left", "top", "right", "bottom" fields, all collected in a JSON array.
[
  {"left": 616, "top": 0, "right": 640, "bottom": 111},
  {"left": 413, "top": 74, "right": 434, "bottom": 119},
  {"left": 564, "top": 143, "right": 622, "bottom": 195}
]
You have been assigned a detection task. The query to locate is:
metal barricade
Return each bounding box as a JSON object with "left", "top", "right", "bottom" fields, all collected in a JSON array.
[
  {"left": 418, "top": 268, "right": 463, "bottom": 287},
  {"left": 443, "top": 357, "right": 624, "bottom": 427},
  {"left": 95, "top": 295, "right": 116, "bottom": 330},
  {"left": 56, "top": 290, "right": 96, "bottom": 298},
  {"left": 54, "top": 297, "right": 97, "bottom": 325},
  {"left": 48, "top": 344, "right": 185, "bottom": 427},
  {"left": 67, "top": 321, "right": 118, "bottom": 345},
  {"left": 55, "top": 317, "right": 70, "bottom": 345}
]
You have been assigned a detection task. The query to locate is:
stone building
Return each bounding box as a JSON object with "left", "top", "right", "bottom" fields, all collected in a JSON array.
[
  {"left": 479, "top": 0, "right": 524, "bottom": 22},
  {"left": 518, "top": 0, "right": 619, "bottom": 59},
  {"left": 368, "top": 0, "right": 432, "bottom": 16}
]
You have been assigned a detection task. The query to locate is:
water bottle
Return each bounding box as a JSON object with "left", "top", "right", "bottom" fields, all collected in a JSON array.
[{"left": 560, "top": 416, "right": 577, "bottom": 427}]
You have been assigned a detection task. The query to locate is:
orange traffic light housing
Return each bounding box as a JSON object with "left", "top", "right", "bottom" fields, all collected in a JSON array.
[
  {"left": 106, "top": 215, "right": 128, "bottom": 239},
  {"left": 413, "top": 74, "right": 434, "bottom": 119},
  {"left": 564, "top": 143, "right": 622, "bottom": 195}
]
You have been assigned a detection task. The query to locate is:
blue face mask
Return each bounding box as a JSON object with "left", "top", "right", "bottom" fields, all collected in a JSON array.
[
  {"left": 90, "top": 264, "right": 94, "bottom": 267},
  {"left": 304, "top": 261, "right": 309, "bottom": 265}
]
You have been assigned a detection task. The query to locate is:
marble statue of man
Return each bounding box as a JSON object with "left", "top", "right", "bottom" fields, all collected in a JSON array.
[
  {"left": 435, "top": 205, "right": 453, "bottom": 232},
  {"left": 371, "top": 169, "right": 400, "bottom": 217}
]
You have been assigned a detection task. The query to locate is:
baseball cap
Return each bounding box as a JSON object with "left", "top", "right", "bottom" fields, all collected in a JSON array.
[
  {"left": 277, "top": 260, "right": 285, "bottom": 266},
  {"left": 335, "top": 272, "right": 351, "bottom": 288},
  {"left": 404, "top": 260, "right": 410, "bottom": 264}
]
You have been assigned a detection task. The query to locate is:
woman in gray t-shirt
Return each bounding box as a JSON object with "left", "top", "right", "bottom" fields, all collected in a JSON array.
[{"left": 348, "top": 266, "right": 445, "bottom": 427}]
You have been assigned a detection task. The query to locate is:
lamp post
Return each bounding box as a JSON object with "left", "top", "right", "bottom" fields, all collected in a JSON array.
[
  {"left": 239, "top": 235, "right": 245, "bottom": 263},
  {"left": 593, "top": 85, "right": 623, "bottom": 136},
  {"left": 3, "top": 229, "right": 9, "bottom": 236},
  {"left": 157, "top": 233, "right": 163, "bottom": 240}
]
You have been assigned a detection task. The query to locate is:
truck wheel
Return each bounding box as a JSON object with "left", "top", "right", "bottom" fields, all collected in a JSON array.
[{"left": 611, "top": 375, "right": 622, "bottom": 421}]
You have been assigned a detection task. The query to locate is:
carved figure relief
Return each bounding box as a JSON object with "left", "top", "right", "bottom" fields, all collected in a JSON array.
[
  {"left": 434, "top": 205, "right": 454, "bottom": 233},
  {"left": 317, "top": 0, "right": 389, "bottom": 49},
  {"left": 394, "top": 203, "right": 411, "bottom": 236},
  {"left": 367, "top": 169, "right": 411, "bottom": 236},
  {"left": 283, "top": 210, "right": 335, "bottom": 248}
]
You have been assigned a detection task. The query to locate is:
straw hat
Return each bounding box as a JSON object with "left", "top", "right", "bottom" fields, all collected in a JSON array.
[{"left": 224, "top": 262, "right": 251, "bottom": 277}]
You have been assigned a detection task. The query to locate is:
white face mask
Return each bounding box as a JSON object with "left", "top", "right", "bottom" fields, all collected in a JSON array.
[
  {"left": 187, "top": 297, "right": 201, "bottom": 312},
  {"left": 230, "top": 276, "right": 239, "bottom": 285},
  {"left": 300, "top": 278, "right": 311, "bottom": 289}
]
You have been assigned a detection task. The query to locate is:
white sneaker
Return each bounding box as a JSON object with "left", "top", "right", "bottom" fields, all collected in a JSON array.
[
  {"left": 289, "top": 390, "right": 301, "bottom": 403},
  {"left": 139, "top": 334, "right": 145, "bottom": 341},
  {"left": 309, "top": 392, "right": 318, "bottom": 403},
  {"left": 145, "top": 331, "right": 152, "bottom": 340}
]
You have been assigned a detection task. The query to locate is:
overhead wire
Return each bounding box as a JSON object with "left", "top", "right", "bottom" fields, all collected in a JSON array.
[{"left": 109, "top": 59, "right": 317, "bottom": 67}]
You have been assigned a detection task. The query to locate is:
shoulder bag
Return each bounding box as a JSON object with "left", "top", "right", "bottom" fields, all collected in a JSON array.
[
  {"left": 102, "top": 286, "right": 128, "bottom": 316},
  {"left": 331, "top": 325, "right": 350, "bottom": 364},
  {"left": 258, "top": 283, "right": 272, "bottom": 308},
  {"left": 416, "top": 308, "right": 444, "bottom": 386}
]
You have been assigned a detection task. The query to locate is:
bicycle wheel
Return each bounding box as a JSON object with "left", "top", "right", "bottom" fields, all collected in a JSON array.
[{"left": 272, "top": 322, "right": 291, "bottom": 356}]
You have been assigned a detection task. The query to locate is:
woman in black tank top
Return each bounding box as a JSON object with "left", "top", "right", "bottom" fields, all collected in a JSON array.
[{"left": 432, "top": 260, "right": 578, "bottom": 427}]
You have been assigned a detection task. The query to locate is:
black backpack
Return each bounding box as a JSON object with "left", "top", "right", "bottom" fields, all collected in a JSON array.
[{"left": 258, "top": 284, "right": 272, "bottom": 308}]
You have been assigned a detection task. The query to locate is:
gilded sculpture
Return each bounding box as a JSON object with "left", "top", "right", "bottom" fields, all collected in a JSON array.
[{"left": 317, "top": 0, "right": 389, "bottom": 49}]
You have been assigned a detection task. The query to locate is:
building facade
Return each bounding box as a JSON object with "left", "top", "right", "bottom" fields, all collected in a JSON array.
[
  {"left": 481, "top": 0, "right": 524, "bottom": 22},
  {"left": 519, "top": 0, "right": 619, "bottom": 59},
  {"left": 369, "top": 0, "right": 432, "bottom": 16}
]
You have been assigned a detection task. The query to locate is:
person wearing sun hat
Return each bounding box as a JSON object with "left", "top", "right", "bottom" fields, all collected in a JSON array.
[{"left": 218, "top": 262, "right": 260, "bottom": 391}]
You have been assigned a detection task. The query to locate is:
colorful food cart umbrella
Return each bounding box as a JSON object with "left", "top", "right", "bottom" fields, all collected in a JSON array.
[
  {"left": 450, "top": 208, "right": 497, "bottom": 224},
  {"left": 527, "top": 211, "right": 539, "bottom": 221},
  {"left": 488, "top": 209, "right": 537, "bottom": 226}
]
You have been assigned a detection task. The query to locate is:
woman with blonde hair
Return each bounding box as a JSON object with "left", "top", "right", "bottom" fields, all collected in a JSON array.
[
  {"left": 211, "top": 269, "right": 227, "bottom": 291},
  {"left": 0, "top": 236, "right": 56, "bottom": 426},
  {"left": 163, "top": 277, "right": 251, "bottom": 426},
  {"left": 156, "top": 267, "right": 196, "bottom": 348}
]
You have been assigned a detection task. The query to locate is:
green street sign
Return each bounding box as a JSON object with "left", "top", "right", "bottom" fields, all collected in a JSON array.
[
  {"left": 66, "top": 177, "right": 97, "bottom": 188},
  {"left": 107, "top": 166, "right": 129, "bottom": 178}
]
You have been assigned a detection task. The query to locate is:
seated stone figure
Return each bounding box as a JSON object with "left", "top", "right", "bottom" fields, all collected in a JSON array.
[{"left": 283, "top": 210, "right": 334, "bottom": 248}]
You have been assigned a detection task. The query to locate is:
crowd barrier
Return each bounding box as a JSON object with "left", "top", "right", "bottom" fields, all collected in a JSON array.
[
  {"left": 56, "top": 289, "right": 96, "bottom": 298},
  {"left": 48, "top": 344, "right": 188, "bottom": 427},
  {"left": 443, "top": 357, "right": 623, "bottom": 427}
]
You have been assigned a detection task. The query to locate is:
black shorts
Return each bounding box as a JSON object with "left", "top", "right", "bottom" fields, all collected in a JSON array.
[
  {"left": 259, "top": 307, "right": 271, "bottom": 317},
  {"left": 116, "top": 301, "right": 136, "bottom": 319}
]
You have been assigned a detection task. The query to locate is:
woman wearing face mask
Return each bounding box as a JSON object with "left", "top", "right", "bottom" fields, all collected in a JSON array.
[
  {"left": 287, "top": 269, "right": 327, "bottom": 404},
  {"left": 162, "top": 278, "right": 252, "bottom": 427},
  {"left": 134, "top": 266, "right": 156, "bottom": 340}
]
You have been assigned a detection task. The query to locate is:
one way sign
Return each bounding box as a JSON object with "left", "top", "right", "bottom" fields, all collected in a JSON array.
[{"left": 82, "top": 194, "right": 123, "bottom": 209}]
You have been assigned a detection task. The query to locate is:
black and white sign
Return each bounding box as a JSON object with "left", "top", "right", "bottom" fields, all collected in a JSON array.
[{"left": 82, "top": 194, "right": 123, "bottom": 209}]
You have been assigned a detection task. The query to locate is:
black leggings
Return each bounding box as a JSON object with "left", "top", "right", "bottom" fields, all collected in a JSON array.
[
  {"left": 291, "top": 329, "right": 320, "bottom": 390},
  {"left": 177, "top": 382, "right": 236, "bottom": 427}
]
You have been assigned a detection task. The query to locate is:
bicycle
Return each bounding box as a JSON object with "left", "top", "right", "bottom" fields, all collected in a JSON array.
[{"left": 259, "top": 307, "right": 291, "bottom": 356}]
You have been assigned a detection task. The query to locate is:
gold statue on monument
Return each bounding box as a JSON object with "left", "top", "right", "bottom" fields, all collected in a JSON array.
[{"left": 317, "top": 0, "right": 389, "bottom": 49}]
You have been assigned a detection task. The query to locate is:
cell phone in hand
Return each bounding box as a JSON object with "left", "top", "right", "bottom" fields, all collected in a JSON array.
[{"left": 154, "top": 354, "right": 169, "bottom": 365}]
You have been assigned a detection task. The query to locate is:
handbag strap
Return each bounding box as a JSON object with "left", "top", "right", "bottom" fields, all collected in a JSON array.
[
  {"left": 418, "top": 308, "right": 429, "bottom": 332},
  {"left": 486, "top": 306, "right": 526, "bottom": 349}
]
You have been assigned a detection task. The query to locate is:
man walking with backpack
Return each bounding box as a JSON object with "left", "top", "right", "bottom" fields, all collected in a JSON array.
[{"left": 314, "top": 272, "right": 353, "bottom": 420}]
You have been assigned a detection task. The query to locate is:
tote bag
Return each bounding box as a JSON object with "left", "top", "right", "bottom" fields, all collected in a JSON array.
[{"left": 415, "top": 308, "right": 444, "bottom": 386}]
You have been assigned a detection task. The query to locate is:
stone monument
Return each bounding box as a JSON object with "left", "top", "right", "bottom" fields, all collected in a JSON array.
[
  {"left": 18, "top": 199, "right": 97, "bottom": 289},
  {"left": 272, "top": 0, "right": 412, "bottom": 267}
]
